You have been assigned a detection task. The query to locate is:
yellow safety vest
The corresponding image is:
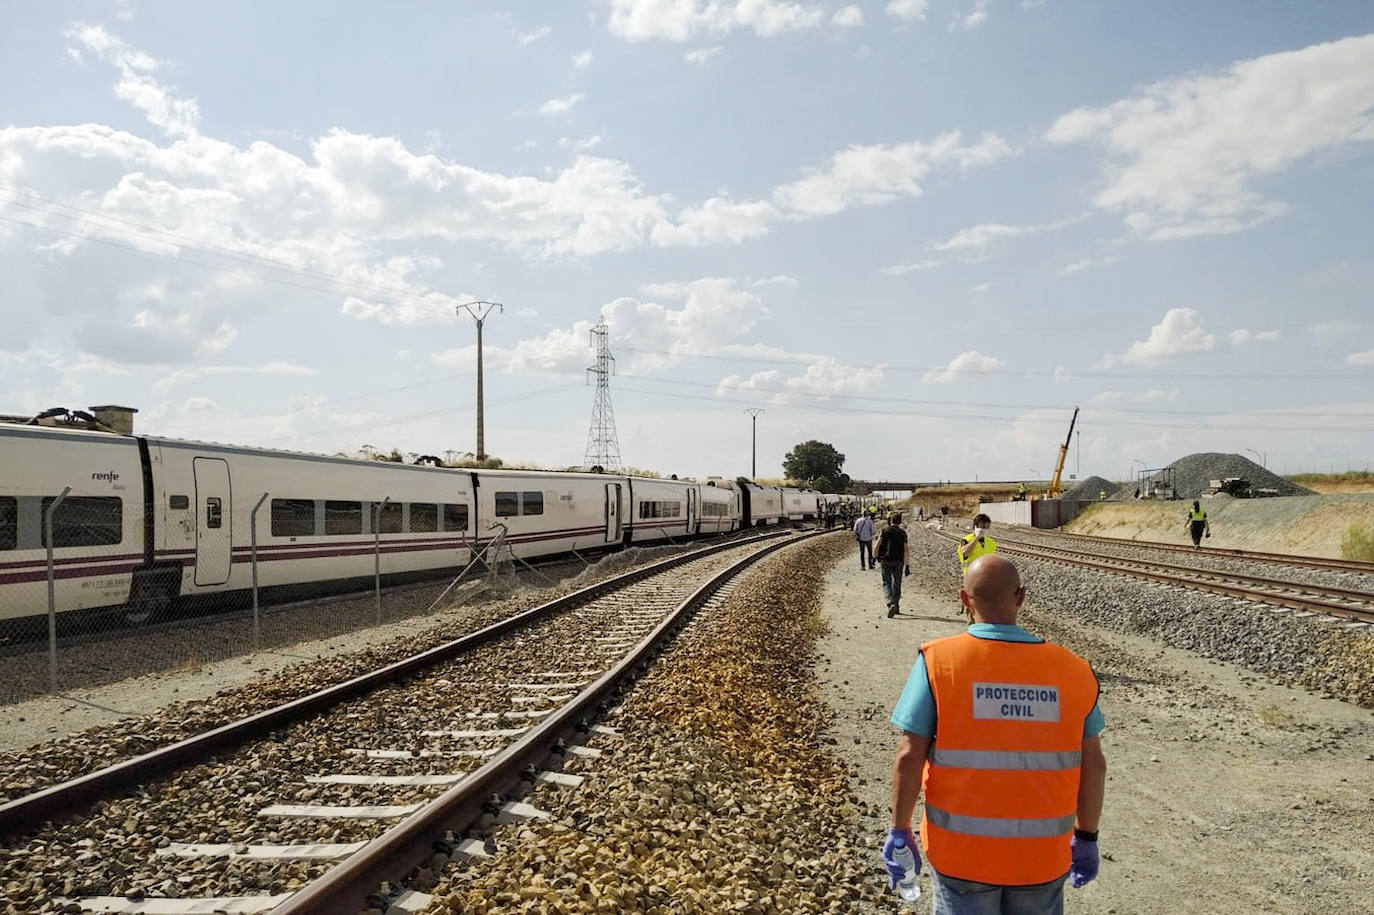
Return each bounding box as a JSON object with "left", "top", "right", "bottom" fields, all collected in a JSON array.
[
  {"left": 959, "top": 533, "right": 998, "bottom": 571},
  {"left": 1189, "top": 508, "right": 1206, "bottom": 521}
]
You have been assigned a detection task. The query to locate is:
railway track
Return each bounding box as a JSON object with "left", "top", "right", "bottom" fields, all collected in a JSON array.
[
  {"left": 0, "top": 529, "right": 816, "bottom": 914},
  {"left": 1007, "top": 528, "right": 1374, "bottom": 576},
  {"left": 937, "top": 531, "right": 1374, "bottom": 625}
]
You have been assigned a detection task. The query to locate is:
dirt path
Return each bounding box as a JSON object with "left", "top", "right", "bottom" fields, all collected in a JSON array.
[{"left": 816, "top": 552, "right": 1374, "bottom": 913}]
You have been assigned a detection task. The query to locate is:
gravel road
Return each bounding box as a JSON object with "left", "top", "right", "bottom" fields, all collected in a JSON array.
[{"left": 818, "top": 525, "right": 1374, "bottom": 914}]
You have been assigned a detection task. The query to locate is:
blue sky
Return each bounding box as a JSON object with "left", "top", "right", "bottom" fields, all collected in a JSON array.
[{"left": 2, "top": 0, "right": 1372, "bottom": 483}]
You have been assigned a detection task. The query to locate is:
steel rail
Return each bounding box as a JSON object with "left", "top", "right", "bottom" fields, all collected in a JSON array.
[
  {"left": 0, "top": 529, "right": 793, "bottom": 840},
  {"left": 1010, "top": 528, "right": 1374, "bottom": 575},
  {"left": 993, "top": 538, "right": 1374, "bottom": 608},
  {"left": 272, "top": 530, "right": 824, "bottom": 914},
  {"left": 936, "top": 532, "right": 1374, "bottom": 624}
]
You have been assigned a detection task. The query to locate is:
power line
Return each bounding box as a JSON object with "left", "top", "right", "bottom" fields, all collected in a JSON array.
[
  {"left": 611, "top": 384, "right": 1374, "bottom": 434},
  {"left": 614, "top": 344, "right": 1372, "bottom": 381},
  {"left": 617, "top": 373, "right": 1374, "bottom": 420}
]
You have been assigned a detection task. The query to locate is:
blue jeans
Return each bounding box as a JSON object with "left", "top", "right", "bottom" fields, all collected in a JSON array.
[
  {"left": 857, "top": 539, "right": 873, "bottom": 568},
  {"left": 930, "top": 870, "right": 1067, "bottom": 915}
]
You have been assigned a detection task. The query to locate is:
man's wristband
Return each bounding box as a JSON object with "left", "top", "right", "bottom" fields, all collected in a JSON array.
[{"left": 1073, "top": 828, "right": 1098, "bottom": 842}]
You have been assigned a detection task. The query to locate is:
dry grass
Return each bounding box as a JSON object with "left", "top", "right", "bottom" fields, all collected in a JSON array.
[{"left": 1288, "top": 472, "right": 1374, "bottom": 493}]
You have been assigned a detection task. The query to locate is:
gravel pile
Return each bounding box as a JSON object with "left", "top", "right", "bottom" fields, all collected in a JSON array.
[
  {"left": 905, "top": 527, "right": 1374, "bottom": 708},
  {"left": 429, "top": 533, "right": 892, "bottom": 913},
  {"left": 1062, "top": 475, "right": 1118, "bottom": 501},
  {"left": 1153, "top": 452, "right": 1314, "bottom": 499}
]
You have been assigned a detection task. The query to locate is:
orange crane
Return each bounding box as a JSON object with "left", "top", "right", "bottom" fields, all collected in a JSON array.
[{"left": 1047, "top": 406, "right": 1080, "bottom": 499}]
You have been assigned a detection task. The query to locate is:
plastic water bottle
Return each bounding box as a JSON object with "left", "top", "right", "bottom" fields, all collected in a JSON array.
[{"left": 890, "top": 836, "right": 922, "bottom": 903}]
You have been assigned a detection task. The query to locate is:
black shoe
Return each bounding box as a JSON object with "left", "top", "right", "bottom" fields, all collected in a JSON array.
[{"left": 887, "top": 605, "right": 896, "bottom": 618}]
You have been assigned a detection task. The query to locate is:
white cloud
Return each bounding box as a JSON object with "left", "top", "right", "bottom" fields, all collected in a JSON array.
[
  {"left": 923, "top": 350, "right": 1005, "bottom": 383},
  {"left": 930, "top": 213, "right": 1084, "bottom": 256},
  {"left": 607, "top": 0, "right": 824, "bottom": 42},
  {"left": 1345, "top": 348, "right": 1374, "bottom": 366},
  {"left": 1100, "top": 307, "right": 1220, "bottom": 367},
  {"left": 683, "top": 46, "right": 724, "bottom": 65},
  {"left": 516, "top": 139, "right": 538, "bottom": 151},
  {"left": 886, "top": 0, "right": 929, "bottom": 23},
  {"left": 1053, "top": 256, "right": 1114, "bottom": 277},
  {"left": 558, "top": 134, "right": 604, "bottom": 151},
  {"left": 538, "top": 93, "right": 586, "bottom": 116},
  {"left": 953, "top": 0, "right": 990, "bottom": 30},
  {"left": 972, "top": 282, "right": 990, "bottom": 292},
  {"left": 433, "top": 278, "right": 768, "bottom": 378},
  {"left": 1046, "top": 33, "right": 1374, "bottom": 240},
  {"left": 572, "top": 49, "right": 594, "bottom": 68},
  {"left": 832, "top": 5, "right": 864, "bottom": 27},
  {"left": 66, "top": 23, "right": 198, "bottom": 138},
  {"left": 752, "top": 274, "right": 799, "bottom": 287},
  {"left": 1310, "top": 320, "right": 1360, "bottom": 341},
  {"left": 1228, "top": 328, "right": 1280, "bottom": 346},
  {"left": 1090, "top": 387, "right": 1179, "bottom": 405},
  {"left": 879, "top": 259, "right": 940, "bottom": 276},
  {"left": 517, "top": 26, "right": 552, "bottom": 46}
]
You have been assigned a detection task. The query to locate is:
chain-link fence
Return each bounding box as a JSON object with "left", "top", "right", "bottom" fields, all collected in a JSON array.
[{"left": 0, "top": 489, "right": 526, "bottom": 709}]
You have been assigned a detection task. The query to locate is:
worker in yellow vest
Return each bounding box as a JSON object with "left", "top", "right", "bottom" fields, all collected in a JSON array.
[
  {"left": 1185, "top": 501, "right": 1210, "bottom": 548},
  {"left": 958, "top": 514, "right": 997, "bottom": 574},
  {"left": 885, "top": 555, "right": 1106, "bottom": 905}
]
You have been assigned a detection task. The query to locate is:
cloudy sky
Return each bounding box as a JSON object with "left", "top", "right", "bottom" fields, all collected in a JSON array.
[{"left": 3, "top": 1, "right": 1372, "bottom": 483}]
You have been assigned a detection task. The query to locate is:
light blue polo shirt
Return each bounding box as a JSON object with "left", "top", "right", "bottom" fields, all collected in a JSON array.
[{"left": 891, "top": 623, "right": 1106, "bottom": 738}]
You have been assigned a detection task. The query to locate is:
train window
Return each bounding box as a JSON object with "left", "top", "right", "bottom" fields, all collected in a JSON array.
[
  {"left": 325, "top": 501, "right": 362, "bottom": 535},
  {"left": 638, "top": 500, "right": 682, "bottom": 519},
  {"left": 169, "top": 494, "right": 189, "bottom": 510},
  {"left": 206, "top": 497, "right": 223, "bottom": 529},
  {"left": 0, "top": 497, "right": 15, "bottom": 551},
  {"left": 40, "top": 496, "right": 123, "bottom": 547},
  {"left": 521, "top": 491, "right": 543, "bottom": 516},
  {"left": 271, "top": 499, "right": 316, "bottom": 537},
  {"left": 410, "top": 503, "right": 438, "bottom": 533},
  {"left": 495, "top": 491, "right": 518, "bottom": 517},
  {"left": 443, "top": 503, "right": 469, "bottom": 532},
  {"left": 376, "top": 502, "right": 403, "bottom": 534}
]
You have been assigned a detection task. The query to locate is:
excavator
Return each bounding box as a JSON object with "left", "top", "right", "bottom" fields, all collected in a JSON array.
[{"left": 1047, "top": 406, "right": 1079, "bottom": 499}]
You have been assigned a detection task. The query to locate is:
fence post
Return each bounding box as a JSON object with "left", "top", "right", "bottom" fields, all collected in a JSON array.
[
  {"left": 45, "top": 486, "right": 71, "bottom": 695},
  {"left": 250, "top": 492, "right": 269, "bottom": 648},
  {"left": 374, "top": 497, "right": 390, "bottom": 623}
]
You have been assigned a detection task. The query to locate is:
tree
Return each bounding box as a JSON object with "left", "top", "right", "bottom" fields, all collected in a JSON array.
[{"left": 783, "top": 440, "right": 849, "bottom": 492}]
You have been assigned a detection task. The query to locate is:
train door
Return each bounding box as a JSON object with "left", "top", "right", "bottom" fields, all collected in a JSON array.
[
  {"left": 193, "top": 457, "right": 232, "bottom": 586},
  {"left": 686, "top": 488, "right": 697, "bottom": 535},
  {"left": 604, "top": 483, "right": 621, "bottom": 543}
]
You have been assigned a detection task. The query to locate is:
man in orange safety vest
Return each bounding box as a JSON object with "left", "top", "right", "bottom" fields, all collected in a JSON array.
[{"left": 883, "top": 554, "right": 1107, "bottom": 913}]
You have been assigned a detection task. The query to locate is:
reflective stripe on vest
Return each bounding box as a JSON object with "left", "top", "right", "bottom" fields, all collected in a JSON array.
[
  {"left": 930, "top": 748, "right": 1082, "bottom": 771},
  {"left": 925, "top": 803, "right": 1076, "bottom": 839}
]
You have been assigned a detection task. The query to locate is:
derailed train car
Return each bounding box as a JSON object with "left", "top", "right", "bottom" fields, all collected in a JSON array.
[{"left": 0, "top": 423, "right": 770, "bottom": 626}]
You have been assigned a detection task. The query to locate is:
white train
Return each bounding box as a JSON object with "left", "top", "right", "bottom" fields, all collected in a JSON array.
[{"left": 0, "top": 423, "right": 820, "bottom": 625}]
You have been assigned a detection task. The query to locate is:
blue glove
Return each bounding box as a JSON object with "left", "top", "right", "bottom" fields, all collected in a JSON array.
[
  {"left": 881, "top": 827, "right": 920, "bottom": 889},
  {"left": 1069, "top": 834, "right": 1099, "bottom": 887}
]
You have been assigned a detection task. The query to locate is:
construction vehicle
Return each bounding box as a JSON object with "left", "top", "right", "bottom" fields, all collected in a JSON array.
[
  {"left": 1047, "top": 406, "right": 1079, "bottom": 499},
  {"left": 1205, "top": 478, "right": 1251, "bottom": 498}
]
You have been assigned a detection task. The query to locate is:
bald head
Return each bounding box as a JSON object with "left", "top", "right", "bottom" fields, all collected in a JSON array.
[{"left": 960, "top": 554, "right": 1025, "bottom": 624}]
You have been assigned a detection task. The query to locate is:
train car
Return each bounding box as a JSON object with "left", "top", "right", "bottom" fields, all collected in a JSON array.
[
  {"left": 147, "top": 436, "right": 477, "bottom": 611},
  {"left": 734, "top": 480, "right": 783, "bottom": 527},
  {"left": 698, "top": 479, "right": 738, "bottom": 535},
  {"left": 468, "top": 468, "right": 628, "bottom": 560},
  {"left": 781, "top": 487, "right": 821, "bottom": 521},
  {"left": 0, "top": 420, "right": 761, "bottom": 627},
  {"left": 625, "top": 476, "right": 695, "bottom": 544},
  {"left": 0, "top": 424, "right": 147, "bottom": 623}
]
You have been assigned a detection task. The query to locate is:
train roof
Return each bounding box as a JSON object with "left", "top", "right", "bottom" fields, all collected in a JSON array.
[{"left": 0, "top": 423, "right": 680, "bottom": 483}]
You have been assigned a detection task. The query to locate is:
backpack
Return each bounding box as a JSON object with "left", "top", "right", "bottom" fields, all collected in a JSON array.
[{"left": 876, "top": 526, "right": 906, "bottom": 561}]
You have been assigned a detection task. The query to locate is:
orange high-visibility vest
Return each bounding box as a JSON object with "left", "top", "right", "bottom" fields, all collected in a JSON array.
[{"left": 919, "top": 633, "right": 1099, "bottom": 885}]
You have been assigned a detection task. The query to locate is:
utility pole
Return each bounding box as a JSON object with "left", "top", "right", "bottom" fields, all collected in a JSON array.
[
  {"left": 583, "top": 322, "right": 624, "bottom": 472},
  {"left": 457, "top": 300, "right": 502, "bottom": 460},
  {"left": 744, "top": 408, "right": 764, "bottom": 478}
]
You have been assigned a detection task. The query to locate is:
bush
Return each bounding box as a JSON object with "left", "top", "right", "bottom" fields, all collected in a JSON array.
[{"left": 1341, "top": 523, "right": 1374, "bottom": 562}]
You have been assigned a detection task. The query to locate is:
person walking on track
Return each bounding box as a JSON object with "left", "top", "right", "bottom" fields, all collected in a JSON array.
[
  {"left": 854, "top": 510, "right": 876, "bottom": 570},
  {"left": 875, "top": 512, "right": 911, "bottom": 617},
  {"left": 958, "top": 514, "right": 998, "bottom": 574},
  {"left": 1185, "top": 501, "right": 1210, "bottom": 548},
  {"left": 884, "top": 554, "right": 1107, "bottom": 913}
]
